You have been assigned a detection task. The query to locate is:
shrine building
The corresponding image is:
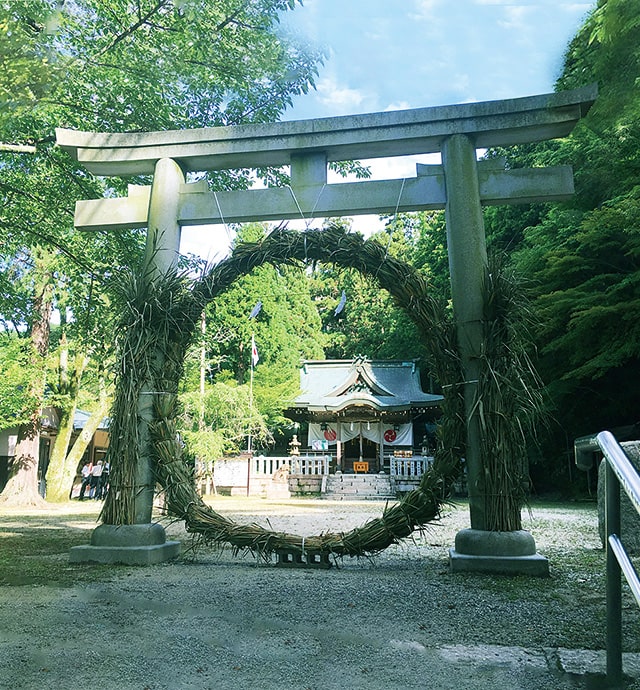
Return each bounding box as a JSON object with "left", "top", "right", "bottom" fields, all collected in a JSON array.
[{"left": 284, "top": 358, "right": 442, "bottom": 476}]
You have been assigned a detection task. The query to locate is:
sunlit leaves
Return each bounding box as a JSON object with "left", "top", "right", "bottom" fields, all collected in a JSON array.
[{"left": 0, "top": 338, "right": 41, "bottom": 430}]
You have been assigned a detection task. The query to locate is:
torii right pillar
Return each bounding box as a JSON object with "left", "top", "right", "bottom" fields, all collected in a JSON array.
[{"left": 443, "top": 133, "right": 548, "bottom": 575}]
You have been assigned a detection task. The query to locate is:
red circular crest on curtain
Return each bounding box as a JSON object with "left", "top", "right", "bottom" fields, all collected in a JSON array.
[
  {"left": 324, "top": 428, "right": 337, "bottom": 441},
  {"left": 383, "top": 428, "right": 397, "bottom": 443}
]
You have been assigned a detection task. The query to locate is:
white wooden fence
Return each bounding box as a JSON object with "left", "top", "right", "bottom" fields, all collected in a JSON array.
[
  {"left": 389, "top": 456, "right": 433, "bottom": 477},
  {"left": 290, "top": 455, "right": 330, "bottom": 475},
  {"left": 252, "top": 455, "right": 291, "bottom": 476},
  {"left": 251, "top": 455, "right": 330, "bottom": 476},
  {"left": 250, "top": 454, "right": 431, "bottom": 477}
]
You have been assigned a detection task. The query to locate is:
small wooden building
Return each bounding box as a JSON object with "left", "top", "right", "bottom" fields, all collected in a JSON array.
[
  {"left": 284, "top": 358, "right": 442, "bottom": 475},
  {"left": 0, "top": 408, "right": 109, "bottom": 496}
]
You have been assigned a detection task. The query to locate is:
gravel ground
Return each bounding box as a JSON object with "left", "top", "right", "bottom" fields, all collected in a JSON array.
[{"left": 1, "top": 497, "right": 639, "bottom": 690}]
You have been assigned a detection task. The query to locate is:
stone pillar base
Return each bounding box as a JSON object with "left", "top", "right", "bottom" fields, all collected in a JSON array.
[
  {"left": 69, "top": 523, "right": 181, "bottom": 565},
  {"left": 449, "top": 528, "right": 549, "bottom": 577}
]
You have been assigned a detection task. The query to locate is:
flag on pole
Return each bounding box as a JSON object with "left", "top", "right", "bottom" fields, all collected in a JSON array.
[
  {"left": 249, "top": 301, "right": 262, "bottom": 319},
  {"left": 334, "top": 290, "right": 347, "bottom": 316},
  {"left": 251, "top": 335, "right": 259, "bottom": 367}
]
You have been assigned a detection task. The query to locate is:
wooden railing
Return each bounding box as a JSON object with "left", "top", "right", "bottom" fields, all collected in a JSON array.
[
  {"left": 389, "top": 455, "right": 433, "bottom": 477},
  {"left": 290, "top": 455, "right": 330, "bottom": 476},
  {"left": 252, "top": 454, "right": 434, "bottom": 478},
  {"left": 251, "top": 455, "right": 330, "bottom": 476},
  {"left": 252, "top": 455, "right": 291, "bottom": 476}
]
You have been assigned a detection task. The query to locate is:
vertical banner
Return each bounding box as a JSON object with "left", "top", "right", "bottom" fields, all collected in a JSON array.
[{"left": 251, "top": 335, "right": 259, "bottom": 367}]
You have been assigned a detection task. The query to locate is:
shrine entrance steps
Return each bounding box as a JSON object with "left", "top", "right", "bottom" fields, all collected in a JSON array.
[{"left": 323, "top": 472, "right": 395, "bottom": 500}]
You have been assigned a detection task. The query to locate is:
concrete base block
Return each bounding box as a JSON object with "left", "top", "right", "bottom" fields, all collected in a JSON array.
[
  {"left": 449, "top": 528, "right": 549, "bottom": 576},
  {"left": 449, "top": 549, "right": 549, "bottom": 576},
  {"left": 276, "top": 548, "right": 332, "bottom": 569},
  {"left": 266, "top": 482, "right": 291, "bottom": 499},
  {"left": 69, "top": 523, "right": 181, "bottom": 565},
  {"left": 598, "top": 447, "right": 640, "bottom": 554}
]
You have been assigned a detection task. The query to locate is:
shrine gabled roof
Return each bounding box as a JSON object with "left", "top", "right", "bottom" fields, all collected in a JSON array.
[{"left": 288, "top": 359, "right": 442, "bottom": 415}]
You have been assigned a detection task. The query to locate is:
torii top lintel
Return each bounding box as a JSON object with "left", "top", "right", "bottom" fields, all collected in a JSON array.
[{"left": 56, "top": 85, "right": 596, "bottom": 177}]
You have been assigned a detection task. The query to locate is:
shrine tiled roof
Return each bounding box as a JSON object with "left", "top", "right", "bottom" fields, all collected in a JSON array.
[{"left": 288, "top": 358, "right": 442, "bottom": 415}]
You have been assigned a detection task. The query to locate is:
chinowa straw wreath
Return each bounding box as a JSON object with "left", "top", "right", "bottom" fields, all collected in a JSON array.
[{"left": 101, "top": 223, "right": 540, "bottom": 559}]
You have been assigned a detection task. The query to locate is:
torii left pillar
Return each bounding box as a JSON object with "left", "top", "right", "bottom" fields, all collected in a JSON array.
[{"left": 70, "top": 158, "right": 183, "bottom": 565}]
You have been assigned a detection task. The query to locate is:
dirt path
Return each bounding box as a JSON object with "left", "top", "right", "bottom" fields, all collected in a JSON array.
[{"left": 1, "top": 497, "right": 638, "bottom": 690}]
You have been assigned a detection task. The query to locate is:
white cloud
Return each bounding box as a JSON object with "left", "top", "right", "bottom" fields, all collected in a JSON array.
[
  {"left": 315, "top": 75, "right": 368, "bottom": 114},
  {"left": 498, "top": 5, "right": 531, "bottom": 30},
  {"left": 384, "top": 101, "right": 413, "bottom": 112},
  {"left": 451, "top": 73, "right": 472, "bottom": 96},
  {"left": 411, "top": 0, "right": 443, "bottom": 20}
]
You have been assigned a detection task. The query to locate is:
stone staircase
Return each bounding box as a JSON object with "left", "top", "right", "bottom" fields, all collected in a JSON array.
[{"left": 323, "top": 473, "right": 395, "bottom": 500}]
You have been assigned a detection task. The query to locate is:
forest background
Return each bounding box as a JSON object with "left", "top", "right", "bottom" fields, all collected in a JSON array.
[{"left": 0, "top": 0, "right": 638, "bottom": 504}]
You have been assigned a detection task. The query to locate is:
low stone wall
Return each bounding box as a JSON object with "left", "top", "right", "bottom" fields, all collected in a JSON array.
[
  {"left": 214, "top": 456, "right": 249, "bottom": 495},
  {"left": 390, "top": 476, "right": 421, "bottom": 496},
  {"left": 288, "top": 475, "right": 323, "bottom": 496},
  {"left": 597, "top": 441, "right": 640, "bottom": 554}
]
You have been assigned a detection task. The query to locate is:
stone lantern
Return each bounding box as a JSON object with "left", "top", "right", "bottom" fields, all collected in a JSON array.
[{"left": 288, "top": 434, "right": 301, "bottom": 456}]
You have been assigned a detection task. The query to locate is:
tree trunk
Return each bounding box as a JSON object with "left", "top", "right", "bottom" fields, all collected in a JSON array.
[
  {"left": 0, "top": 249, "right": 52, "bottom": 506},
  {"left": 55, "top": 396, "right": 110, "bottom": 501},
  {"left": 0, "top": 418, "right": 45, "bottom": 506},
  {"left": 45, "top": 350, "right": 89, "bottom": 502},
  {"left": 44, "top": 406, "right": 76, "bottom": 502}
]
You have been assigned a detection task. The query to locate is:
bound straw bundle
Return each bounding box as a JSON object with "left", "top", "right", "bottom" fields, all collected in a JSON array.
[{"left": 101, "top": 222, "right": 541, "bottom": 557}]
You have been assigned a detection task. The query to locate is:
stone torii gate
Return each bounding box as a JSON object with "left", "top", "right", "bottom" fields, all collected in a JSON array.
[{"left": 58, "top": 84, "right": 596, "bottom": 571}]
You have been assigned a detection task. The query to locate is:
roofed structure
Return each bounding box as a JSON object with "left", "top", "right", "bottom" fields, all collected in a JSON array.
[
  {"left": 284, "top": 358, "right": 442, "bottom": 475},
  {"left": 286, "top": 358, "right": 442, "bottom": 423}
]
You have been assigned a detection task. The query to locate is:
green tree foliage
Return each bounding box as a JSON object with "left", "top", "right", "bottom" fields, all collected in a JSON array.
[
  {"left": 310, "top": 222, "right": 415, "bottom": 359},
  {"left": 2, "top": 0, "right": 321, "bottom": 138},
  {"left": 309, "top": 215, "right": 449, "bottom": 395},
  {"left": 181, "top": 223, "right": 325, "bottom": 454},
  {"left": 553, "top": 0, "right": 640, "bottom": 209},
  {"left": 201, "top": 224, "right": 325, "bottom": 381},
  {"left": 180, "top": 381, "right": 272, "bottom": 458},
  {"left": 0, "top": 338, "right": 40, "bottom": 430},
  {"left": 512, "top": 192, "right": 640, "bottom": 430},
  {"left": 0, "top": 0, "right": 322, "bottom": 500},
  {"left": 397, "top": 211, "right": 452, "bottom": 304},
  {"left": 483, "top": 0, "right": 640, "bottom": 491}
]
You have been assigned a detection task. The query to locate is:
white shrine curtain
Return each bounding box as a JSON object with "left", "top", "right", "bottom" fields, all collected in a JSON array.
[{"left": 308, "top": 422, "right": 412, "bottom": 447}]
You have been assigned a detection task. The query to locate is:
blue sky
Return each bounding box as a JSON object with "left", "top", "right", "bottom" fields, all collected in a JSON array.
[
  {"left": 181, "top": 0, "right": 596, "bottom": 259},
  {"left": 281, "top": 0, "right": 596, "bottom": 120}
]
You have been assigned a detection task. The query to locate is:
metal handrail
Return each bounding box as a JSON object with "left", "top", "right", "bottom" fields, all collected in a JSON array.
[
  {"left": 575, "top": 430, "right": 640, "bottom": 687},
  {"left": 598, "top": 431, "right": 640, "bottom": 517}
]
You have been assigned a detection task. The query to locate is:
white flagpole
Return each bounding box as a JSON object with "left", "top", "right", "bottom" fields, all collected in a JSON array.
[
  {"left": 246, "top": 303, "right": 261, "bottom": 457},
  {"left": 248, "top": 334, "right": 254, "bottom": 453},
  {"left": 247, "top": 303, "right": 261, "bottom": 493}
]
